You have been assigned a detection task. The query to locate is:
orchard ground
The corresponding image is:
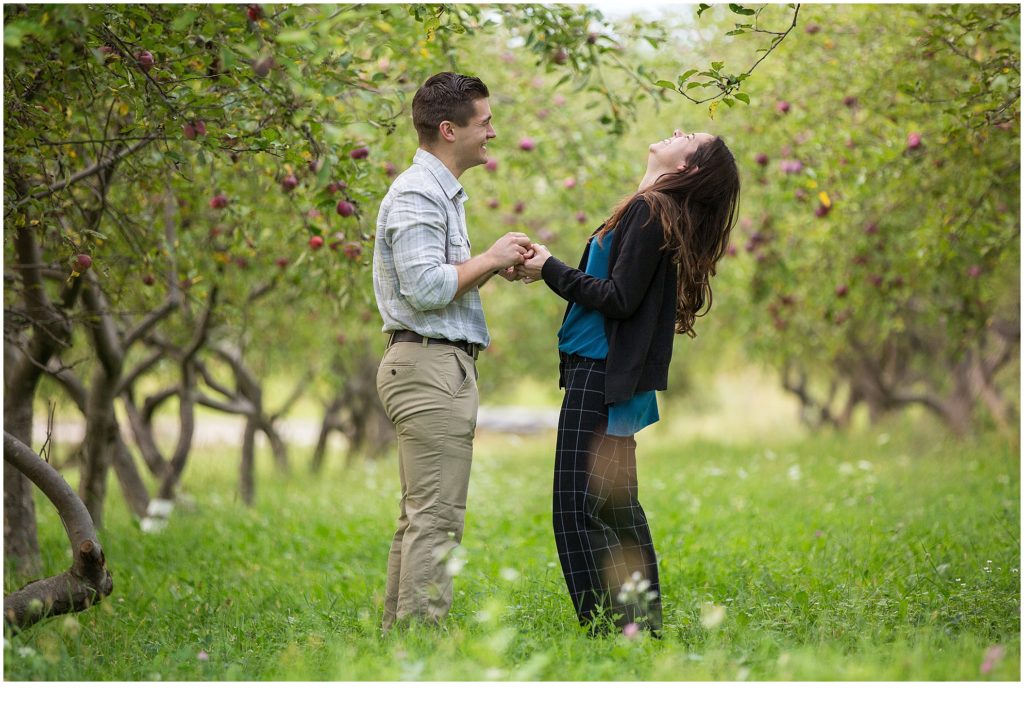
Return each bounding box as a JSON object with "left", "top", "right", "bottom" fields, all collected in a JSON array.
[{"left": 4, "top": 371, "right": 1019, "bottom": 682}]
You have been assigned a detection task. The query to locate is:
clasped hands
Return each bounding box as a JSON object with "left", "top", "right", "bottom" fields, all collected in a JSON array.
[{"left": 489, "top": 231, "right": 550, "bottom": 285}]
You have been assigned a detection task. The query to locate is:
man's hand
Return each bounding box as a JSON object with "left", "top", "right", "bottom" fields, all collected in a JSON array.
[
  {"left": 497, "top": 245, "right": 535, "bottom": 282},
  {"left": 516, "top": 243, "right": 550, "bottom": 283},
  {"left": 486, "top": 232, "right": 531, "bottom": 270}
]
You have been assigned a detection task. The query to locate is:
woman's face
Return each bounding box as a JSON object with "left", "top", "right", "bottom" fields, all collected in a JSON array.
[{"left": 649, "top": 129, "right": 716, "bottom": 169}]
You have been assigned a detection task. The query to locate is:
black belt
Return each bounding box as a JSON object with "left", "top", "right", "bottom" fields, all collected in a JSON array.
[
  {"left": 559, "top": 351, "right": 604, "bottom": 364},
  {"left": 389, "top": 330, "right": 480, "bottom": 359}
]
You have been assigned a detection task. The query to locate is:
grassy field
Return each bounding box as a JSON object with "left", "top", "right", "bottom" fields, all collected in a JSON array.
[{"left": 3, "top": 416, "right": 1020, "bottom": 682}]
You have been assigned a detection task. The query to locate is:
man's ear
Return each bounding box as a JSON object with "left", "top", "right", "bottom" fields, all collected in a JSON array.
[{"left": 439, "top": 120, "right": 456, "bottom": 143}]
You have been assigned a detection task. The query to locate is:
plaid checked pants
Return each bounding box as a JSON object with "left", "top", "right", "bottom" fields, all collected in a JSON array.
[{"left": 553, "top": 355, "right": 663, "bottom": 633}]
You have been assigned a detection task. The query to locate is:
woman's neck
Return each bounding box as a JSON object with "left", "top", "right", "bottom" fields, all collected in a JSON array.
[{"left": 637, "top": 167, "right": 671, "bottom": 192}]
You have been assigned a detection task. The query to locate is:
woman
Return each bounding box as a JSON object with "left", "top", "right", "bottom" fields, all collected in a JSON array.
[{"left": 518, "top": 128, "right": 740, "bottom": 635}]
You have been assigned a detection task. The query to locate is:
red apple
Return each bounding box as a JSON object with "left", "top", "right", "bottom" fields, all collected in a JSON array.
[
  {"left": 142, "top": 273, "right": 156, "bottom": 286},
  {"left": 253, "top": 55, "right": 274, "bottom": 78},
  {"left": 485, "top": 158, "right": 498, "bottom": 172},
  {"left": 487, "top": 198, "right": 500, "bottom": 209},
  {"left": 309, "top": 235, "right": 324, "bottom": 250},
  {"left": 343, "top": 242, "right": 363, "bottom": 261},
  {"left": 275, "top": 257, "right": 289, "bottom": 269},
  {"left": 247, "top": 4, "right": 263, "bottom": 22},
  {"left": 385, "top": 161, "right": 397, "bottom": 178},
  {"left": 513, "top": 201, "right": 525, "bottom": 214},
  {"left": 563, "top": 177, "right": 577, "bottom": 189},
  {"left": 71, "top": 254, "right": 92, "bottom": 273},
  {"left": 575, "top": 211, "right": 587, "bottom": 224},
  {"left": 210, "top": 194, "right": 228, "bottom": 209},
  {"left": 814, "top": 203, "right": 830, "bottom": 217},
  {"left": 552, "top": 48, "right": 568, "bottom": 65},
  {"left": 906, "top": 132, "right": 922, "bottom": 150},
  {"left": 518, "top": 137, "right": 536, "bottom": 151},
  {"left": 183, "top": 122, "right": 197, "bottom": 140},
  {"left": 135, "top": 50, "right": 154, "bottom": 71},
  {"left": 755, "top": 153, "right": 769, "bottom": 167},
  {"left": 587, "top": 32, "right": 599, "bottom": 45},
  {"left": 281, "top": 174, "right": 299, "bottom": 192},
  {"left": 336, "top": 200, "right": 354, "bottom": 217},
  {"left": 327, "top": 181, "right": 347, "bottom": 194},
  {"left": 968, "top": 265, "right": 981, "bottom": 278},
  {"left": 776, "top": 100, "right": 791, "bottom": 114},
  {"left": 349, "top": 146, "right": 370, "bottom": 159},
  {"left": 835, "top": 283, "right": 848, "bottom": 297}
]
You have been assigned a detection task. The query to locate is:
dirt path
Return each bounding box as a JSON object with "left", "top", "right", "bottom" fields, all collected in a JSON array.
[{"left": 32, "top": 405, "right": 560, "bottom": 448}]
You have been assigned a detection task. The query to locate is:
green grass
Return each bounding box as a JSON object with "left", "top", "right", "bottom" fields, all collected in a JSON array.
[{"left": 3, "top": 422, "right": 1020, "bottom": 681}]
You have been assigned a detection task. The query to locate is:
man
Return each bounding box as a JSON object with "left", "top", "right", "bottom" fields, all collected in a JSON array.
[{"left": 373, "top": 72, "right": 530, "bottom": 631}]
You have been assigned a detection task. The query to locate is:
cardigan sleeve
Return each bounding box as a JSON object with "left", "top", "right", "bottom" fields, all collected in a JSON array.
[{"left": 540, "top": 200, "right": 667, "bottom": 320}]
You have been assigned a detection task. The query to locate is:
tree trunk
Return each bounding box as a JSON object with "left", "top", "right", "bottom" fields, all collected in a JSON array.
[
  {"left": 4, "top": 188, "right": 81, "bottom": 575},
  {"left": 3, "top": 431, "right": 113, "bottom": 631},
  {"left": 110, "top": 432, "right": 150, "bottom": 520},
  {"left": 240, "top": 420, "right": 257, "bottom": 505},
  {"left": 78, "top": 273, "right": 126, "bottom": 529},
  {"left": 312, "top": 397, "right": 345, "bottom": 474}
]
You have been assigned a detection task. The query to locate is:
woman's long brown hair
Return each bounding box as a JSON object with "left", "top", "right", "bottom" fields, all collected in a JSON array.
[{"left": 594, "top": 137, "right": 741, "bottom": 337}]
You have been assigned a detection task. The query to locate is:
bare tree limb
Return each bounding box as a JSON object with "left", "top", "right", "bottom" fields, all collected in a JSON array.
[{"left": 3, "top": 431, "right": 113, "bottom": 631}]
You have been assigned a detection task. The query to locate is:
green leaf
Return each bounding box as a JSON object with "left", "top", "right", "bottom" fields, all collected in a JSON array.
[
  {"left": 697, "top": 4, "right": 711, "bottom": 18},
  {"left": 277, "top": 30, "right": 313, "bottom": 45},
  {"left": 679, "top": 69, "right": 699, "bottom": 83},
  {"left": 655, "top": 80, "right": 676, "bottom": 90},
  {"left": 728, "top": 4, "right": 757, "bottom": 16},
  {"left": 172, "top": 10, "right": 198, "bottom": 31},
  {"left": 734, "top": 92, "right": 750, "bottom": 104}
]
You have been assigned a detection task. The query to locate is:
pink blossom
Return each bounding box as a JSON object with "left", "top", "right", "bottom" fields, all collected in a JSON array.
[{"left": 623, "top": 622, "right": 640, "bottom": 639}]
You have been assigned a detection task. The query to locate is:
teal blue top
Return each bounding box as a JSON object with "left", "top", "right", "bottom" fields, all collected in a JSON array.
[{"left": 557, "top": 230, "right": 660, "bottom": 437}]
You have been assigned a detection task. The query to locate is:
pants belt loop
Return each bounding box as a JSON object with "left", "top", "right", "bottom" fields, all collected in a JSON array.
[{"left": 422, "top": 336, "right": 429, "bottom": 348}]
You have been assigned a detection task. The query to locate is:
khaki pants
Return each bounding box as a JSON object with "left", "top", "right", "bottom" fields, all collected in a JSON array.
[{"left": 376, "top": 339, "right": 479, "bottom": 630}]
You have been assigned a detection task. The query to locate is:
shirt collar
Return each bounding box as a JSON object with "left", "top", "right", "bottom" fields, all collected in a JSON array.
[{"left": 413, "top": 148, "right": 467, "bottom": 204}]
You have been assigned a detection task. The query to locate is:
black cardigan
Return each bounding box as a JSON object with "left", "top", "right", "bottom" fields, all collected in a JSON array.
[{"left": 541, "top": 199, "right": 679, "bottom": 404}]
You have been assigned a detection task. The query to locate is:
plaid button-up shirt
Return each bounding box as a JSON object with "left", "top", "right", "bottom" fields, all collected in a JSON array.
[{"left": 373, "top": 149, "right": 489, "bottom": 347}]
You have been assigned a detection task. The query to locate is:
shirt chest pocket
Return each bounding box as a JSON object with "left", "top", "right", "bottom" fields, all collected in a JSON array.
[{"left": 447, "top": 234, "right": 471, "bottom": 264}]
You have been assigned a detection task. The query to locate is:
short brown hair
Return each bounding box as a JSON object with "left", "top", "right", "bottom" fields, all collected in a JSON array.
[{"left": 412, "top": 72, "right": 490, "bottom": 145}]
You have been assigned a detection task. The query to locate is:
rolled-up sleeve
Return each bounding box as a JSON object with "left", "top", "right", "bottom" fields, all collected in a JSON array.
[{"left": 386, "top": 189, "right": 459, "bottom": 311}]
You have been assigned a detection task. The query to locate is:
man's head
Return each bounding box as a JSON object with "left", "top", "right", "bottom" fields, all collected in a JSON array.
[{"left": 413, "top": 72, "right": 495, "bottom": 173}]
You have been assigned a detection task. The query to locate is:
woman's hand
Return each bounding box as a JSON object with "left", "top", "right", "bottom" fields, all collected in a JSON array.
[{"left": 517, "top": 243, "right": 550, "bottom": 283}]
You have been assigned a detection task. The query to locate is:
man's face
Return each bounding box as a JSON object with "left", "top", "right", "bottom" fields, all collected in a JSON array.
[{"left": 451, "top": 98, "right": 495, "bottom": 169}]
